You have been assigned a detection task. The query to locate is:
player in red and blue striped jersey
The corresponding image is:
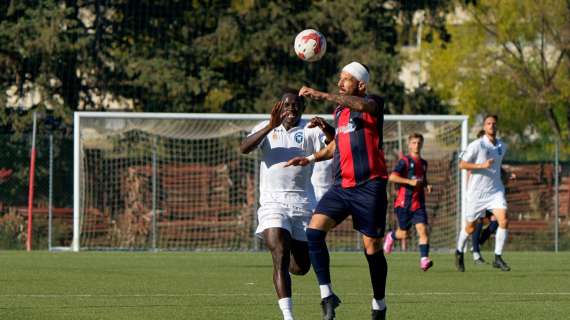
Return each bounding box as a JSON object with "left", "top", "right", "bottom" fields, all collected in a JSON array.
[
  {"left": 286, "top": 61, "right": 389, "bottom": 320},
  {"left": 383, "top": 133, "right": 434, "bottom": 271}
]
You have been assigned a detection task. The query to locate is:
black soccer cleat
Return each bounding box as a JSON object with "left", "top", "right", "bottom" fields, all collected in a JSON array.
[
  {"left": 455, "top": 250, "right": 465, "bottom": 272},
  {"left": 473, "top": 257, "right": 486, "bottom": 265},
  {"left": 320, "top": 294, "right": 341, "bottom": 320},
  {"left": 371, "top": 307, "right": 387, "bottom": 320},
  {"left": 493, "top": 255, "right": 511, "bottom": 271}
]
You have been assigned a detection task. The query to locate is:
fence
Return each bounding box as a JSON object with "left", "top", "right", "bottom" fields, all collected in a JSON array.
[{"left": 0, "top": 133, "right": 568, "bottom": 251}]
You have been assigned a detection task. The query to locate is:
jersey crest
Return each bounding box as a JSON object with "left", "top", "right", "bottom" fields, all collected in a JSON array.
[{"left": 294, "top": 132, "right": 304, "bottom": 144}]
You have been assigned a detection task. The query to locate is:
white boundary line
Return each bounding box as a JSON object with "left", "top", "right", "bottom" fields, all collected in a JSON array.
[{"left": 3, "top": 292, "right": 570, "bottom": 298}]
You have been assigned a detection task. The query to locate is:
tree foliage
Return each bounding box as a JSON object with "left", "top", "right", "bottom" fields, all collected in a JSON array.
[
  {"left": 0, "top": 0, "right": 456, "bottom": 132},
  {"left": 423, "top": 0, "right": 570, "bottom": 148}
]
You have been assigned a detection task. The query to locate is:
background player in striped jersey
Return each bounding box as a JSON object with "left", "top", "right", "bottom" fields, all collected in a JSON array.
[
  {"left": 286, "top": 61, "right": 389, "bottom": 320},
  {"left": 383, "top": 133, "right": 434, "bottom": 271},
  {"left": 240, "top": 91, "right": 332, "bottom": 320}
]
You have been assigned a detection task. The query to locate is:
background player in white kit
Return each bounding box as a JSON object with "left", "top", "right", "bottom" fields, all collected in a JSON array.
[
  {"left": 308, "top": 116, "right": 335, "bottom": 202},
  {"left": 455, "top": 115, "right": 511, "bottom": 272},
  {"left": 240, "top": 91, "right": 332, "bottom": 320}
]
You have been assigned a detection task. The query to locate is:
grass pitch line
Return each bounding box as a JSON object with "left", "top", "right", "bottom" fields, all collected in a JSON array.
[{"left": 3, "top": 292, "right": 570, "bottom": 298}]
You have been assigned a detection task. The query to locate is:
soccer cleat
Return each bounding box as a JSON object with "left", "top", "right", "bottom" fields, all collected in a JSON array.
[
  {"left": 420, "top": 257, "right": 433, "bottom": 271},
  {"left": 383, "top": 232, "right": 394, "bottom": 254},
  {"left": 371, "top": 307, "right": 387, "bottom": 320},
  {"left": 320, "top": 294, "right": 341, "bottom": 320},
  {"left": 473, "top": 257, "right": 486, "bottom": 265},
  {"left": 455, "top": 251, "right": 465, "bottom": 272},
  {"left": 493, "top": 255, "right": 511, "bottom": 271}
]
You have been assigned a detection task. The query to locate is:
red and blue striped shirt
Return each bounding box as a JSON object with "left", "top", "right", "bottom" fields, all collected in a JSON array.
[
  {"left": 333, "top": 95, "right": 388, "bottom": 188},
  {"left": 393, "top": 155, "right": 428, "bottom": 211}
]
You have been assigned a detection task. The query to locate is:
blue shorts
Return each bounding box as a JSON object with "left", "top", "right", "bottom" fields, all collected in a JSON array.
[
  {"left": 314, "top": 179, "right": 387, "bottom": 238},
  {"left": 395, "top": 207, "right": 428, "bottom": 230}
]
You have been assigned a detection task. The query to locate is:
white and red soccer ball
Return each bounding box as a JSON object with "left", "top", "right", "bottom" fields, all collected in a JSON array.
[{"left": 294, "top": 29, "right": 327, "bottom": 62}]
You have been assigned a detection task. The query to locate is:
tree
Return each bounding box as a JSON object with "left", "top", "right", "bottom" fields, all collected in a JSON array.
[
  {"left": 1, "top": 0, "right": 455, "bottom": 128},
  {"left": 423, "top": 0, "right": 570, "bottom": 146}
]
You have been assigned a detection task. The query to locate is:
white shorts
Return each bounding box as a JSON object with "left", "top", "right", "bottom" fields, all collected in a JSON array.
[
  {"left": 255, "top": 205, "right": 312, "bottom": 241},
  {"left": 464, "top": 191, "right": 507, "bottom": 222}
]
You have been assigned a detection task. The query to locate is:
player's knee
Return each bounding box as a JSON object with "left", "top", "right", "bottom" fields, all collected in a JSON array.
[
  {"left": 364, "top": 239, "right": 383, "bottom": 255},
  {"left": 306, "top": 228, "right": 327, "bottom": 242},
  {"left": 289, "top": 262, "right": 310, "bottom": 275},
  {"left": 499, "top": 218, "right": 509, "bottom": 228},
  {"left": 269, "top": 246, "right": 288, "bottom": 263}
]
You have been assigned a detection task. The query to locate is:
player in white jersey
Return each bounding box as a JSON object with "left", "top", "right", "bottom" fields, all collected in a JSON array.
[
  {"left": 308, "top": 117, "right": 335, "bottom": 202},
  {"left": 455, "top": 115, "right": 511, "bottom": 272},
  {"left": 240, "top": 92, "right": 330, "bottom": 320}
]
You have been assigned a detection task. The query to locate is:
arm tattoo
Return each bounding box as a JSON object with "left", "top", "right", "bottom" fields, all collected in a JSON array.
[{"left": 329, "top": 94, "right": 374, "bottom": 112}]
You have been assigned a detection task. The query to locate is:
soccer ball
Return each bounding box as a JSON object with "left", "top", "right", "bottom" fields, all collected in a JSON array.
[{"left": 294, "top": 29, "right": 326, "bottom": 62}]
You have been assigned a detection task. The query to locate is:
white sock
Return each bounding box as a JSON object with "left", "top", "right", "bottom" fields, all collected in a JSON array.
[
  {"left": 473, "top": 251, "right": 481, "bottom": 260},
  {"left": 456, "top": 229, "right": 469, "bottom": 253},
  {"left": 372, "top": 298, "right": 386, "bottom": 311},
  {"left": 278, "top": 297, "right": 294, "bottom": 320},
  {"left": 319, "top": 284, "right": 333, "bottom": 299},
  {"left": 495, "top": 227, "right": 508, "bottom": 255}
]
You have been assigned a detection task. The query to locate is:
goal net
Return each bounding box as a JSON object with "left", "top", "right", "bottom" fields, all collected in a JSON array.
[{"left": 73, "top": 112, "right": 467, "bottom": 251}]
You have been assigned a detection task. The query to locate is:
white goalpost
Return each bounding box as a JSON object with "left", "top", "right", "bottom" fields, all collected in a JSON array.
[{"left": 72, "top": 112, "right": 468, "bottom": 252}]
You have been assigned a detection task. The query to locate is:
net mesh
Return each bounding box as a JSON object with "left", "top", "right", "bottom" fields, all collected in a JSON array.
[{"left": 77, "top": 114, "right": 463, "bottom": 251}]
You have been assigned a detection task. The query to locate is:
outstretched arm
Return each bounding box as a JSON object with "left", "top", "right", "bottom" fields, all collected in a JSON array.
[
  {"left": 240, "top": 101, "right": 285, "bottom": 154},
  {"left": 299, "top": 86, "right": 378, "bottom": 114},
  {"left": 285, "top": 140, "right": 336, "bottom": 167}
]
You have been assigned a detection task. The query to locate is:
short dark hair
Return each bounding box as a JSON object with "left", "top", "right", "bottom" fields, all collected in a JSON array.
[
  {"left": 408, "top": 133, "right": 424, "bottom": 142},
  {"left": 282, "top": 88, "right": 304, "bottom": 105},
  {"left": 484, "top": 114, "right": 498, "bottom": 122},
  {"left": 476, "top": 129, "right": 485, "bottom": 138}
]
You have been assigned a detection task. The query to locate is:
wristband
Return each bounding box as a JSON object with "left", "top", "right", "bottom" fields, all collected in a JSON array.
[{"left": 306, "top": 154, "right": 316, "bottom": 163}]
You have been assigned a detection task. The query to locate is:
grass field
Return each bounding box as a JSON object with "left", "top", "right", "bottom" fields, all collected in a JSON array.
[{"left": 0, "top": 251, "right": 569, "bottom": 320}]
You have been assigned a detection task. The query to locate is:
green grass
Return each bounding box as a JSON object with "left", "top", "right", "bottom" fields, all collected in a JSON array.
[{"left": 0, "top": 251, "right": 569, "bottom": 319}]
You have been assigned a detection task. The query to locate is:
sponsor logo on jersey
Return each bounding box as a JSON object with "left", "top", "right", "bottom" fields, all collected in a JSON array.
[{"left": 338, "top": 118, "right": 356, "bottom": 133}]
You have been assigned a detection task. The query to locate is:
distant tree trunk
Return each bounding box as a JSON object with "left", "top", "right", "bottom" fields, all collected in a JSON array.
[
  {"left": 544, "top": 104, "right": 562, "bottom": 139},
  {"left": 566, "top": 101, "right": 570, "bottom": 141}
]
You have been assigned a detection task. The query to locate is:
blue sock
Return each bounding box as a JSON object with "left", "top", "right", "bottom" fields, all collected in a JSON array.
[
  {"left": 306, "top": 228, "right": 331, "bottom": 285},
  {"left": 419, "top": 244, "right": 429, "bottom": 258},
  {"left": 480, "top": 220, "right": 499, "bottom": 245},
  {"left": 472, "top": 221, "right": 483, "bottom": 253},
  {"left": 365, "top": 250, "right": 388, "bottom": 300}
]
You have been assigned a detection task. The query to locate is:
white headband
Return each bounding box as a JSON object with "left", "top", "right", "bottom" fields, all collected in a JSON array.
[{"left": 342, "top": 62, "right": 369, "bottom": 84}]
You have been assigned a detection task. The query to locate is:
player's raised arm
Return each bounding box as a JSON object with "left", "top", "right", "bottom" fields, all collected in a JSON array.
[
  {"left": 285, "top": 140, "right": 336, "bottom": 167},
  {"left": 240, "top": 101, "right": 286, "bottom": 154},
  {"left": 299, "top": 62, "right": 379, "bottom": 114},
  {"left": 299, "top": 87, "right": 377, "bottom": 114},
  {"left": 308, "top": 116, "right": 335, "bottom": 144}
]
